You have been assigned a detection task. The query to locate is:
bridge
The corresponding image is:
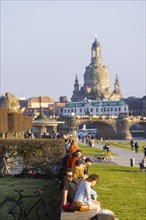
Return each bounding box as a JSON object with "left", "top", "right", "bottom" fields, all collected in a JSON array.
[{"left": 58, "top": 115, "right": 146, "bottom": 140}]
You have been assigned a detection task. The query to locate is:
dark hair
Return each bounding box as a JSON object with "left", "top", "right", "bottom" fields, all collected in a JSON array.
[
  {"left": 65, "top": 168, "right": 73, "bottom": 175},
  {"left": 76, "top": 149, "right": 83, "bottom": 153},
  {"left": 75, "top": 159, "right": 85, "bottom": 166},
  {"left": 71, "top": 152, "right": 78, "bottom": 158},
  {"left": 89, "top": 209, "right": 116, "bottom": 220},
  {"left": 86, "top": 174, "right": 99, "bottom": 182}
]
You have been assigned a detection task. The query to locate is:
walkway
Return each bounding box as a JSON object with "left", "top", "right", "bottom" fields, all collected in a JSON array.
[{"left": 93, "top": 143, "right": 144, "bottom": 167}]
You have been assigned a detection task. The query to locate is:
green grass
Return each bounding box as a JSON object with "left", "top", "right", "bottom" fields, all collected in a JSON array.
[
  {"left": 104, "top": 141, "right": 146, "bottom": 152},
  {"left": 0, "top": 176, "right": 61, "bottom": 220},
  {"left": 89, "top": 163, "right": 146, "bottom": 220},
  {"left": 0, "top": 159, "right": 146, "bottom": 220},
  {"left": 80, "top": 143, "right": 146, "bottom": 219},
  {"left": 79, "top": 143, "right": 103, "bottom": 155}
]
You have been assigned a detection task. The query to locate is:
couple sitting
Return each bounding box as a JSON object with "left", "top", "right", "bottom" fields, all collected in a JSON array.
[{"left": 61, "top": 169, "right": 100, "bottom": 213}]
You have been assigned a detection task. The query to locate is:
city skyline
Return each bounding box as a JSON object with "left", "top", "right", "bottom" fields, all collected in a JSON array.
[{"left": 1, "top": 1, "right": 145, "bottom": 101}]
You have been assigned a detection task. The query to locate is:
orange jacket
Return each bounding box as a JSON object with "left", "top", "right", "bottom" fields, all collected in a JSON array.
[
  {"left": 66, "top": 156, "right": 79, "bottom": 169},
  {"left": 68, "top": 142, "right": 78, "bottom": 155}
]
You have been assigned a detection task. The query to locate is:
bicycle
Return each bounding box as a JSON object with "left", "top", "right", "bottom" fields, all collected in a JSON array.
[
  {"left": 94, "top": 151, "right": 113, "bottom": 162},
  {"left": 0, "top": 153, "right": 24, "bottom": 178},
  {"left": 0, "top": 185, "right": 55, "bottom": 220}
]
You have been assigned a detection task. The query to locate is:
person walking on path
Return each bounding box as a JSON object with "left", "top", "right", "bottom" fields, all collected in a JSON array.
[
  {"left": 130, "top": 139, "right": 135, "bottom": 151},
  {"left": 84, "top": 140, "right": 143, "bottom": 167},
  {"left": 143, "top": 145, "right": 146, "bottom": 157},
  {"left": 134, "top": 142, "right": 139, "bottom": 153}
]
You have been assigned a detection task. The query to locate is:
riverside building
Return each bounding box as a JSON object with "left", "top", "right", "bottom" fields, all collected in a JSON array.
[{"left": 62, "top": 99, "right": 128, "bottom": 117}]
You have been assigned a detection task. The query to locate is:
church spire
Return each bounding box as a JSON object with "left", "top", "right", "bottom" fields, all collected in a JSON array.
[
  {"left": 113, "top": 74, "right": 122, "bottom": 96},
  {"left": 74, "top": 75, "right": 79, "bottom": 91}
]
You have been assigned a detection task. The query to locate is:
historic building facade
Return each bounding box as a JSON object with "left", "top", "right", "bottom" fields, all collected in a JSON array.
[
  {"left": 71, "top": 37, "right": 122, "bottom": 102},
  {"left": 62, "top": 100, "right": 128, "bottom": 117}
]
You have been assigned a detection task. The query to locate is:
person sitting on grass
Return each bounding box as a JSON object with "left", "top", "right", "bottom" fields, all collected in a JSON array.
[
  {"left": 66, "top": 149, "right": 83, "bottom": 169},
  {"left": 68, "top": 139, "right": 79, "bottom": 155},
  {"left": 73, "top": 159, "right": 86, "bottom": 180},
  {"left": 71, "top": 174, "right": 101, "bottom": 212},
  {"left": 84, "top": 157, "right": 93, "bottom": 177},
  {"left": 139, "top": 157, "right": 146, "bottom": 172}
]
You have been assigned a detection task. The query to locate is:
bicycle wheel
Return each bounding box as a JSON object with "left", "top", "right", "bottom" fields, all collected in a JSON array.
[
  {"left": 0, "top": 199, "right": 22, "bottom": 220},
  {"left": 1, "top": 167, "right": 15, "bottom": 178},
  {"left": 94, "top": 155, "right": 102, "bottom": 162},
  {"left": 36, "top": 202, "right": 55, "bottom": 220}
]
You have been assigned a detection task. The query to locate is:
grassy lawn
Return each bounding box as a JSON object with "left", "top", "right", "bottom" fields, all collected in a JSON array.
[
  {"left": 89, "top": 164, "right": 146, "bottom": 220},
  {"left": 79, "top": 143, "right": 103, "bottom": 155},
  {"left": 79, "top": 144, "right": 146, "bottom": 220},
  {"left": 0, "top": 149, "right": 145, "bottom": 220},
  {"left": 0, "top": 166, "right": 145, "bottom": 220},
  {"left": 99, "top": 141, "right": 146, "bottom": 153},
  {"left": 0, "top": 176, "right": 61, "bottom": 220}
]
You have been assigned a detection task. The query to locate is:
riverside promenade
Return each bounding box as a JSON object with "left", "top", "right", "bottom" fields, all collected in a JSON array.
[{"left": 93, "top": 142, "right": 144, "bottom": 167}]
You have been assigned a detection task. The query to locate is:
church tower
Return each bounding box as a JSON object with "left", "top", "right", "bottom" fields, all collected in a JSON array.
[
  {"left": 71, "top": 37, "right": 122, "bottom": 102},
  {"left": 74, "top": 75, "right": 79, "bottom": 92},
  {"left": 83, "top": 36, "right": 111, "bottom": 100},
  {"left": 71, "top": 75, "right": 81, "bottom": 102},
  {"left": 110, "top": 74, "right": 122, "bottom": 100}
]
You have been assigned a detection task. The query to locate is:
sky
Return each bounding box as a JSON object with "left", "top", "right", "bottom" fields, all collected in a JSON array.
[{"left": 0, "top": 0, "right": 145, "bottom": 101}]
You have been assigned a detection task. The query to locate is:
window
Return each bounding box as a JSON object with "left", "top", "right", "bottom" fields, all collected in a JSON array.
[
  {"left": 107, "top": 108, "right": 109, "bottom": 112},
  {"left": 90, "top": 108, "right": 93, "bottom": 112},
  {"left": 80, "top": 108, "right": 82, "bottom": 112},
  {"left": 104, "top": 108, "right": 106, "bottom": 112},
  {"left": 64, "top": 109, "right": 66, "bottom": 113},
  {"left": 96, "top": 108, "right": 98, "bottom": 112},
  {"left": 71, "top": 109, "right": 74, "bottom": 112},
  {"left": 115, "top": 107, "right": 117, "bottom": 112},
  {"left": 68, "top": 109, "right": 70, "bottom": 113},
  {"left": 118, "top": 107, "right": 121, "bottom": 111},
  {"left": 101, "top": 108, "right": 103, "bottom": 112},
  {"left": 111, "top": 107, "right": 113, "bottom": 111},
  {"left": 124, "top": 107, "right": 126, "bottom": 111}
]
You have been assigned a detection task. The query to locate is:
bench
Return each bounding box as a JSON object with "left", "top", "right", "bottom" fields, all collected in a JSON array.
[{"left": 60, "top": 210, "right": 97, "bottom": 220}]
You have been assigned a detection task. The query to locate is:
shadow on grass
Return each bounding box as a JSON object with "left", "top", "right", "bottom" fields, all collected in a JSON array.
[{"left": 0, "top": 176, "right": 62, "bottom": 220}]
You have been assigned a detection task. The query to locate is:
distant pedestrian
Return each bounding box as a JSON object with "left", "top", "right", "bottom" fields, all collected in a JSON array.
[
  {"left": 134, "top": 142, "right": 139, "bottom": 153},
  {"left": 130, "top": 139, "right": 134, "bottom": 151},
  {"left": 143, "top": 145, "right": 146, "bottom": 157}
]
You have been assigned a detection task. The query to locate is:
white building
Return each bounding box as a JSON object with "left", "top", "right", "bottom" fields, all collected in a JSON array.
[{"left": 62, "top": 100, "right": 129, "bottom": 117}]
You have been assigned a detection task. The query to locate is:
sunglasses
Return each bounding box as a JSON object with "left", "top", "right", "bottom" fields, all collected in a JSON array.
[{"left": 67, "top": 175, "right": 73, "bottom": 178}]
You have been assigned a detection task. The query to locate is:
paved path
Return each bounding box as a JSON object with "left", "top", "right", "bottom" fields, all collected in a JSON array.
[{"left": 93, "top": 143, "right": 143, "bottom": 167}]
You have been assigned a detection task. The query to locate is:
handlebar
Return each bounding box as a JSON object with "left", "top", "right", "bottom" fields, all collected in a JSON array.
[
  {"left": 14, "top": 185, "right": 48, "bottom": 196},
  {"left": 34, "top": 185, "right": 48, "bottom": 194}
]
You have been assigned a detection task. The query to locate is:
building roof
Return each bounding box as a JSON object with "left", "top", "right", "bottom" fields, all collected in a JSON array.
[
  {"left": 31, "top": 96, "right": 54, "bottom": 103},
  {"left": 65, "top": 100, "right": 126, "bottom": 108}
]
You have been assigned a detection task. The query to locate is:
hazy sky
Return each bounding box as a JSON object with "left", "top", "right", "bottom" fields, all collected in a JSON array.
[{"left": 1, "top": 0, "right": 145, "bottom": 101}]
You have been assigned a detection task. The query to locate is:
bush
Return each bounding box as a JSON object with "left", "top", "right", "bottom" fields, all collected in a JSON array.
[{"left": 0, "top": 138, "right": 65, "bottom": 165}]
